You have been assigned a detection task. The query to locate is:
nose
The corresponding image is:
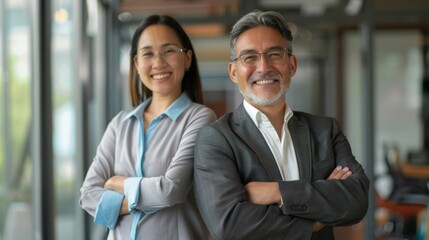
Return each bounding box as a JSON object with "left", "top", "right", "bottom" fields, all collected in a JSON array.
[
  {"left": 152, "top": 53, "right": 167, "bottom": 67},
  {"left": 256, "top": 53, "right": 272, "bottom": 71}
]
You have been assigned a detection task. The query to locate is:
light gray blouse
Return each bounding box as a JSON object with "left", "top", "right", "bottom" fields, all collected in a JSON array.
[{"left": 80, "top": 93, "right": 216, "bottom": 240}]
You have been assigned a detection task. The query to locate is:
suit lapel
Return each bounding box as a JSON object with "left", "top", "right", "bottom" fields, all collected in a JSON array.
[
  {"left": 232, "top": 104, "right": 283, "bottom": 181},
  {"left": 289, "top": 114, "right": 312, "bottom": 181}
]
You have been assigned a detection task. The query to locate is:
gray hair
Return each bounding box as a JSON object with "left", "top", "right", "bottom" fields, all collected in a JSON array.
[{"left": 229, "top": 10, "right": 293, "bottom": 61}]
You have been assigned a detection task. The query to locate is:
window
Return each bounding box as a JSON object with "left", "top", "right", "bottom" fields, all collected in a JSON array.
[{"left": 0, "top": 0, "right": 33, "bottom": 239}]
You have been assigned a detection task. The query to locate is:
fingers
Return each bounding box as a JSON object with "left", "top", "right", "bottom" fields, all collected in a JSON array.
[
  {"left": 327, "top": 166, "right": 352, "bottom": 180},
  {"left": 313, "top": 222, "right": 325, "bottom": 232}
]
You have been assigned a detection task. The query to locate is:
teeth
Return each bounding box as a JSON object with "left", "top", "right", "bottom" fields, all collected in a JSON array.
[
  {"left": 254, "top": 79, "right": 275, "bottom": 85},
  {"left": 153, "top": 73, "right": 170, "bottom": 79}
]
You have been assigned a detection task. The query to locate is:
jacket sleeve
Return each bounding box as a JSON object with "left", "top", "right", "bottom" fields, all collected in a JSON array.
[{"left": 278, "top": 118, "right": 370, "bottom": 226}]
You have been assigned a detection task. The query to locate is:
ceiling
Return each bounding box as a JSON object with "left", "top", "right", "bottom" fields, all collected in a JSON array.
[
  {"left": 115, "top": 0, "right": 429, "bottom": 44},
  {"left": 118, "top": 0, "right": 429, "bottom": 25}
]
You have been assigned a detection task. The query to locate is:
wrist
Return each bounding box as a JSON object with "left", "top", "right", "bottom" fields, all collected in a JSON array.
[{"left": 275, "top": 182, "right": 282, "bottom": 204}]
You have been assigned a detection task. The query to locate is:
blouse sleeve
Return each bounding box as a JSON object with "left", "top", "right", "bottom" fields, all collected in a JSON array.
[{"left": 79, "top": 113, "right": 121, "bottom": 221}]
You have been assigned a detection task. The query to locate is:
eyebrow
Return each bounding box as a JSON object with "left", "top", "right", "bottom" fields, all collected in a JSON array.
[
  {"left": 138, "top": 43, "right": 179, "bottom": 52},
  {"left": 238, "top": 46, "right": 285, "bottom": 55}
]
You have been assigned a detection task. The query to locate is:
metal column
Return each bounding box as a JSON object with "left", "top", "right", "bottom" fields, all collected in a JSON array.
[
  {"left": 31, "top": 0, "right": 55, "bottom": 239},
  {"left": 361, "top": 1, "right": 376, "bottom": 239}
]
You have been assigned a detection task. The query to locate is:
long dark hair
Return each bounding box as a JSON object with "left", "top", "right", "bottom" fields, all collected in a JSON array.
[{"left": 129, "top": 15, "right": 204, "bottom": 107}]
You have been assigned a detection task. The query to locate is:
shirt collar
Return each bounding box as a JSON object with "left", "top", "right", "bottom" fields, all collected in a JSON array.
[
  {"left": 124, "top": 92, "right": 192, "bottom": 121},
  {"left": 243, "top": 100, "right": 293, "bottom": 127}
]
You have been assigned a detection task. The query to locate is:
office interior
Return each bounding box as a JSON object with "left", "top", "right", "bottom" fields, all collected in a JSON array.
[{"left": 1, "top": 0, "right": 429, "bottom": 239}]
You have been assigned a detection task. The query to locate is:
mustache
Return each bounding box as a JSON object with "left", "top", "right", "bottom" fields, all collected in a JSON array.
[{"left": 249, "top": 72, "right": 281, "bottom": 82}]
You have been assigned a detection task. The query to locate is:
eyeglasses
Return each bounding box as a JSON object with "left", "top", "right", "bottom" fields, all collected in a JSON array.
[
  {"left": 135, "top": 46, "right": 186, "bottom": 65},
  {"left": 232, "top": 49, "right": 292, "bottom": 67}
]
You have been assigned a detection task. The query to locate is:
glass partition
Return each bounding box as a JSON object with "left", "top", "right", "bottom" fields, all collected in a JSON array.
[
  {"left": 344, "top": 29, "right": 423, "bottom": 195},
  {"left": 51, "top": 0, "right": 79, "bottom": 239},
  {"left": 0, "top": 0, "right": 34, "bottom": 239}
]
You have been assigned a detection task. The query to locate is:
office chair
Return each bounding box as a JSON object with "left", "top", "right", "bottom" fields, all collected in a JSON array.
[
  {"left": 383, "top": 144, "right": 429, "bottom": 201},
  {"left": 375, "top": 191, "right": 426, "bottom": 239},
  {"left": 374, "top": 144, "right": 429, "bottom": 239}
]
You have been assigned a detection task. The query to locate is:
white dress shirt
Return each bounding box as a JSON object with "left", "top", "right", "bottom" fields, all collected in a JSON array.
[{"left": 243, "top": 100, "right": 300, "bottom": 181}]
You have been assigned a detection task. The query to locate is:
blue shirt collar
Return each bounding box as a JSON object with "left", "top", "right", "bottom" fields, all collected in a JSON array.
[{"left": 124, "top": 92, "right": 192, "bottom": 121}]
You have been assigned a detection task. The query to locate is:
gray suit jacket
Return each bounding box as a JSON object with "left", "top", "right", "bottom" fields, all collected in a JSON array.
[{"left": 194, "top": 104, "right": 369, "bottom": 240}]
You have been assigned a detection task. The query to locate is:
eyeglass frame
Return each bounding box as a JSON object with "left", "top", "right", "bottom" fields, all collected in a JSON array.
[
  {"left": 231, "top": 48, "right": 293, "bottom": 67},
  {"left": 134, "top": 45, "right": 187, "bottom": 65}
]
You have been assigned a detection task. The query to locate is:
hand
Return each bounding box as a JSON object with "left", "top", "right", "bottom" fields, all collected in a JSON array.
[
  {"left": 104, "top": 175, "right": 127, "bottom": 194},
  {"left": 313, "top": 222, "right": 325, "bottom": 232},
  {"left": 104, "top": 176, "right": 130, "bottom": 215},
  {"left": 327, "top": 166, "right": 351, "bottom": 180},
  {"left": 120, "top": 197, "right": 129, "bottom": 215},
  {"left": 245, "top": 182, "right": 281, "bottom": 205}
]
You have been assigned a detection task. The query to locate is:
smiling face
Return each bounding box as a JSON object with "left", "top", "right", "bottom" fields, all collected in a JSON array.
[
  {"left": 134, "top": 24, "right": 192, "bottom": 99},
  {"left": 228, "top": 26, "right": 297, "bottom": 108}
]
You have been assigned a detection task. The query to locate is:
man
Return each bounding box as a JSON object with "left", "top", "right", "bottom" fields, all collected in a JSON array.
[{"left": 193, "top": 10, "right": 369, "bottom": 240}]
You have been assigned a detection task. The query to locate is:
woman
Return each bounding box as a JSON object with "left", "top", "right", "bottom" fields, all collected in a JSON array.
[{"left": 79, "top": 15, "right": 216, "bottom": 240}]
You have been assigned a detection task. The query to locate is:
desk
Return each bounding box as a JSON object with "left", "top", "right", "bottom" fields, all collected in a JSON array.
[{"left": 402, "top": 163, "right": 429, "bottom": 179}]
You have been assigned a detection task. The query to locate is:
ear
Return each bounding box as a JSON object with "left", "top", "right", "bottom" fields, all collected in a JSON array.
[
  {"left": 185, "top": 49, "right": 193, "bottom": 69},
  {"left": 289, "top": 54, "right": 297, "bottom": 77},
  {"left": 228, "top": 62, "right": 238, "bottom": 84}
]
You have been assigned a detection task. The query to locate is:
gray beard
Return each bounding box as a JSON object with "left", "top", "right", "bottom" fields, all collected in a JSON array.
[{"left": 240, "top": 84, "right": 288, "bottom": 106}]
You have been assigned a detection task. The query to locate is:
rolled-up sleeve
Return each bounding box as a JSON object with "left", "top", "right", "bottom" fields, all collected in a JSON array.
[
  {"left": 94, "top": 190, "right": 124, "bottom": 229},
  {"left": 124, "top": 177, "right": 144, "bottom": 213}
]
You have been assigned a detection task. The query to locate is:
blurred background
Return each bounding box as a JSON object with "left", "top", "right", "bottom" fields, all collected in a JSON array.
[{"left": 1, "top": 0, "right": 429, "bottom": 239}]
